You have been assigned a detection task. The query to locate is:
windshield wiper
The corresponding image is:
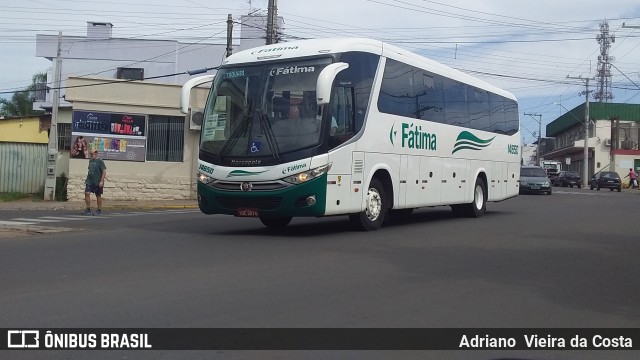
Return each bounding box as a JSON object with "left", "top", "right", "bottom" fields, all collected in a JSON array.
[
  {"left": 218, "top": 100, "right": 253, "bottom": 162},
  {"left": 259, "top": 111, "right": 280, "bottom": 161}
]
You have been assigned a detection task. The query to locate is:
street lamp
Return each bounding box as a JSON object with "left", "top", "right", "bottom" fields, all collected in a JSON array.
[{"left": 554, "top": 102, "right": 590, "bottom": 188}]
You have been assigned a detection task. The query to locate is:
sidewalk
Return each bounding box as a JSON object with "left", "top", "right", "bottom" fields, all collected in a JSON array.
[{"left": 0, "top": 198, "right": 198, "bottom": 211}]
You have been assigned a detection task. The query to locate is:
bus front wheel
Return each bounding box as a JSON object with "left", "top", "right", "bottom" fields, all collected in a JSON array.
[
  {"left": 259, "top": 216, "right": 292, "bottom": 229},
  {"left": 350, "top": 178, "right": 387, "bottom": 231}
]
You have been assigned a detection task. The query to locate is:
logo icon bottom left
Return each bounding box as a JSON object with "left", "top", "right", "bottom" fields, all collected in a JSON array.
[{"left": 7, "top": 330, "right": 39, "bottom": 348}]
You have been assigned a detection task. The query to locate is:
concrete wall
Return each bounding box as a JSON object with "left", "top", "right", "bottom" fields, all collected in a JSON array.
[{"left": 67, "top": 152, "right": 197, "bottom": 201}]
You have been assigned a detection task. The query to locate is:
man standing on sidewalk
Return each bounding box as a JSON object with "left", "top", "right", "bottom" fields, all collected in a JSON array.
[{"left": 82, "top": 149, "right": 107, "bottom": 215}]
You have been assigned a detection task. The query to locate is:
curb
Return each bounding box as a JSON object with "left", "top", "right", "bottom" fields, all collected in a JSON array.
[
  {"left": 0, "top": 203, "right": 199, "bottom": 211},
  {"left": 100, "top": 205, "right": 199, "bottom": 210}
]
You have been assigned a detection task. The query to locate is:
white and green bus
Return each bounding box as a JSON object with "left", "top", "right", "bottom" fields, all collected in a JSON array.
[{"left": 181, "top": 38, "right": 520, "bottom": 231}]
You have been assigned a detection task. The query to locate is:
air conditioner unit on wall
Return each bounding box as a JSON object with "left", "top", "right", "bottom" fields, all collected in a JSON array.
[
  {"left": 189, "top": 108, "right": 204, "bottom": 130},
  {"left": 604, "top": 138, "right": 611, "bottom": 146}
]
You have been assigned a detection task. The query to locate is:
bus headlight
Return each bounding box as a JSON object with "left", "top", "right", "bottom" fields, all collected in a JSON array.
[
  {"left": 197, "top": 172, "right": 215, "bottom": 184},
  {"left": 282, "top": 164, "right": 332, "bottom": 184}
]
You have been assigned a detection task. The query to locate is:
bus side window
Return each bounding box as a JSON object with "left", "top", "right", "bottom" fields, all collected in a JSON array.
[{"left": 330, "top": 87, "right": 355, "bottom": 147}]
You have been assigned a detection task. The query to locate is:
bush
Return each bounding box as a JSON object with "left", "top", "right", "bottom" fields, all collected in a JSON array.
[{"left": 55, "top": 173, "right": 68, "bottom": 201}]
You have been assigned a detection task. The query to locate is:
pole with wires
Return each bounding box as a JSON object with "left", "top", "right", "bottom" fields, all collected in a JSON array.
[
  {"left": 266, "top": 0, "right": 278, "bottom": 45},
  {"left": 226, "top": 14, "right": 233, "bottom": 58},
  {"left": 567, "top": 76, "right": 593, "bottom": 188},
  {"left": 524, "top": 113, "right": 542, "bottom": 165},
  {"left": 44, "top": 31, "right": 62, "bottom": 201}
]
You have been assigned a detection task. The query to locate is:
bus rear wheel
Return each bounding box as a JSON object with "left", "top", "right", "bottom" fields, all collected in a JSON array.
[
  {"left": 464, "top": 177, "right": 487, "bottom": 217},
  {"left": 350, "top": 178, "right": 387, "bottom": 231},
  {"left": 259, "top": 216, "right": 292, "bottom": 229}
]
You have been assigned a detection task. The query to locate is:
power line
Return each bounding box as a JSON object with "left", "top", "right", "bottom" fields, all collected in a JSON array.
[{"left": 0, "top": 66, "right": 220, "bottom": 95}]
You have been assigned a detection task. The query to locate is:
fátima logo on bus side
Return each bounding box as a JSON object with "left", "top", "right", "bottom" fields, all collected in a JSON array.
[
  {"left": 452, "top": 131, "right": 494, "bottom": 154},
  {"left": 389, "top": 122, "right": 437, "bottom": 150}
]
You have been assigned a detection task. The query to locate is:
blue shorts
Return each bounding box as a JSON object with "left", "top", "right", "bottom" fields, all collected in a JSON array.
[{"left": 85, "top": 184, "right": 103, "bottom": 196}]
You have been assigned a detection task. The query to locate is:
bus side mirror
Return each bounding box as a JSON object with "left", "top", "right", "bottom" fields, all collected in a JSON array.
[
  {"left": 180, "top": 75, "right": 215, "bottom": 114},
  {"left": 316, "top": 62, "right": 349, "bottom": 105}
]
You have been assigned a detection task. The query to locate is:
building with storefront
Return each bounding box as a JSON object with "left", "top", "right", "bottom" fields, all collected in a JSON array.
[
  {"left": 34, "top": 22, "right": 229, "bottom": 200},
  {"left": 63, "top": 76, "right": 209, "bottom": 200},
  {"left": 544, "top": 102, "right": 640, "bottom": 179}
]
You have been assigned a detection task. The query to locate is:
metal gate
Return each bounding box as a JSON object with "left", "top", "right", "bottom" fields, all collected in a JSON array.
[{"left": 0, "top": 142, "right": 47, "bottom": 193}]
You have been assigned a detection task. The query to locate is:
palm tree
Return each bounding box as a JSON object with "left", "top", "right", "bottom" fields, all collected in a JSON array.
[{"left": 0, "top": 72, "right": 47, "bottom": 117}]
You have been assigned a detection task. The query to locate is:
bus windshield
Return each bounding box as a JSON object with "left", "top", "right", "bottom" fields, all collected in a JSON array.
[{"left": 200, "top": 58, "right": 333, "bottom": 162}]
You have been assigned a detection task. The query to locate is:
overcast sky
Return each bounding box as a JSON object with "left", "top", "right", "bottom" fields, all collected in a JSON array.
[{"left": 1, "top": 0, "right": 639, "bottom": 143}]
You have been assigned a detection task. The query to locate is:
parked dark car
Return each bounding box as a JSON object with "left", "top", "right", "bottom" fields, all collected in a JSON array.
[
  {"left": 519, "top": 166, "right": 552, "bottom": 195},
  {"left": 554, "top": 171, "right": 582, "bottom": 188},
  {"left": 590, "top": 171, "right": 622, "bottom": 192}
]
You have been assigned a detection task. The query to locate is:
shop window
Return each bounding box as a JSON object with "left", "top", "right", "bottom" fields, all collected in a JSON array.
[
  {"left": 147, "top": 116, "right": 184, "bottom": 162},
  {"left": 57, "top": 123, "right": 71, "bottom": 150}
]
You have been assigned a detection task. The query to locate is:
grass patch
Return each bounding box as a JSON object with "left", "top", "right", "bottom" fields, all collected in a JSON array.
[{"left": 0, "top": 192, "right": 41, "bottom": 202}]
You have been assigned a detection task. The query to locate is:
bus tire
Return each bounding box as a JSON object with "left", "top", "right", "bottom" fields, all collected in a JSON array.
[
  {"left": 259, "top": 216, "right": 292, "bottom": 229},
  {"left": 464, "top": 177, "right": 487, "bottom": 218},
  {"left": 350, "top": 178, "right": 387, "bottom": 231}
]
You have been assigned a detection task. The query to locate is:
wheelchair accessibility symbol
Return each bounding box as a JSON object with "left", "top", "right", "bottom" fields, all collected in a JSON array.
[{"left": 250, "top": 142, "right": 261, "bottom": 153}]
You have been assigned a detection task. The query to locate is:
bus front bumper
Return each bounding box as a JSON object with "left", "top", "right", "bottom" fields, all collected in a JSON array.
[{"left": 197, "top": 174, "right": 327, "bottom": 218}]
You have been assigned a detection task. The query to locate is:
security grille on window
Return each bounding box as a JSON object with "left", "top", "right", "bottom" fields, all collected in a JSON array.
[
  {"left": 57, "top": 123, "right": 71, "bottom": 150},
  {"left": 116, "top": 67, "right": 144, "bottom": 81},
  {"left": 35, "top": 82, "right": 48, "bottom": 102},
  {"left": 147, "top": 116, "right": 184, "bottom": 162}
]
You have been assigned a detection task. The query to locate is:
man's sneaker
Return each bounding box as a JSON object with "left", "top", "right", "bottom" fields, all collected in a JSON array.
[
  {"left": 94, "top": 209, "right": 102, "bottom": 215},
  {"left": 81, "top": 209, "right": 92, "bottom": 216}
]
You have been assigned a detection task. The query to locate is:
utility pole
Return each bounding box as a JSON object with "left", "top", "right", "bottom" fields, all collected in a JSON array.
[
  {"left": 567, "top": 75, "right": 593, "bottom": 188},
  {"left": 44, "top": 32, "right": 62, "bottom": 201},
  {"left": 226, "top": 14, "right": 233, "bottom": 58},
  {"left": 266, "top": 0, "right": 278, "bottom": 45},
  {"left": 524, "top": 112, "right": 542, "bottom": 165}
]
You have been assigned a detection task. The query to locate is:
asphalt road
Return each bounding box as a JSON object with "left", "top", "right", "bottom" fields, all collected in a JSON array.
[{"left": 1, "top": 188, "right": 639, "bottom": 359}]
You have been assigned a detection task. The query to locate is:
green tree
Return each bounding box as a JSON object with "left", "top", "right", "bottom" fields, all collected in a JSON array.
[{"left": 0, "top": 72, "right": 47, "bottom": 117}]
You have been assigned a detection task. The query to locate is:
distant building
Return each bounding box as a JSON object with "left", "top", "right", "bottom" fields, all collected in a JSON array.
[
  {"left": 521, "top": 144, "right": 537, "bottom": 166},
  {"left": 544, "top": 102, "right": 640, "bottom": 178}
]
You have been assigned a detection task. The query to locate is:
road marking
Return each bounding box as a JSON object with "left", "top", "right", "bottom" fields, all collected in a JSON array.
[
  {"left": 12, "top": 218, "right": 61, "bottom": 223},
  {"left": 39, "top": 216, "right": 88, "bottom": 221},
  {"left": 0, "top": 220, "right": 37, "bottom": 226},
  {"left": 0, "top": 209, "right": 201, "bottom": 226},
  {"left": 66, "top": 215, "right": 96, "bottom": 219}
]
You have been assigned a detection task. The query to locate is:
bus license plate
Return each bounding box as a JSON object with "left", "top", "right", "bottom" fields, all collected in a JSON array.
[{"left": 237, "top": 208, "right": 259, "bottom": 217}]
